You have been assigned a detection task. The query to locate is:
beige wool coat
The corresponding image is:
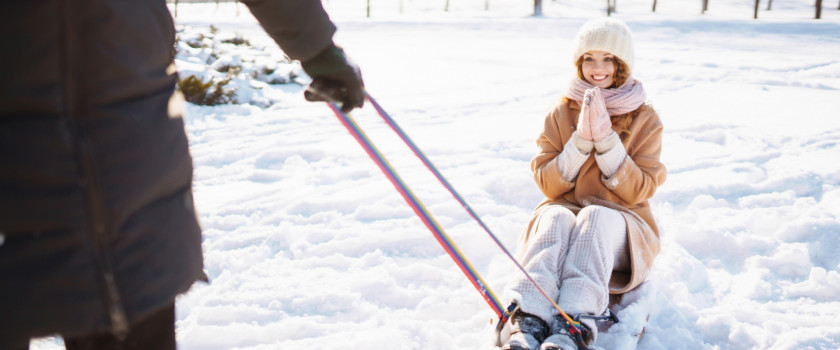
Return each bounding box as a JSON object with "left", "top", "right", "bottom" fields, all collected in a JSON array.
[{"left": 519, "top": 99, "right": 667, "bottom": 294}]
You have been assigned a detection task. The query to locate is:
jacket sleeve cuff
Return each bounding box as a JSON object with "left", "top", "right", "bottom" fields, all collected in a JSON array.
[
  {"left": 594, "top": 141, "right": 626, "bottom": 178},
  {"left": 556, "top": 138, "right": 590, "bottom": 182},
  {"left": 600, "top": 154, "right": 632, "bottom": 190}
]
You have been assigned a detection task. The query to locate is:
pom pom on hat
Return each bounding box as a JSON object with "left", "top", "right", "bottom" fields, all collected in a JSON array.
[{"left": 572, "top": 18, "right": 635, "bottom": 74}]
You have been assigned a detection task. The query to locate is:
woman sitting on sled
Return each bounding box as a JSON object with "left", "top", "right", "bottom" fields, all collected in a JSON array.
[{"left": 503, "top": 17, "right": 667, "bottom": 350}]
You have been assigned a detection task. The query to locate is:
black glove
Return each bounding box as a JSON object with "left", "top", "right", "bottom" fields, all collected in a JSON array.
[{"left": 302, "top": 43, "right": 364, "bottom": 113}]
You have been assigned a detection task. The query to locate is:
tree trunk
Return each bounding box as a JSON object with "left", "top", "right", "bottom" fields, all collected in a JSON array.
[
  {"left": 367, "top": 0, "right": 371, "bottom": 17},
  {"left": 754, "top": 0, "right": 760, "bottom": 18},
  {"left": 652, "top": 0, "right": 657, "bottom": 12},
  {"left": 173, "top": 0, "right": 178, "bottom": 17},
  {"left": 767, "top": 0, "right": 773, "bottom": 10},
  {"left": 486, "top": 0, "right": 490, "bottom": 11},
  {"left": 534, "top": 0, "right": 543, "bottom": 16},
  {"left": 702, "top": 0, "right": 709, "bottom": 13},
  {"left": 445, "top": 0, "right": 450, "bottom": 12},
  {"left": 816, "top": 0, "right": 822, "bottom": 19}
]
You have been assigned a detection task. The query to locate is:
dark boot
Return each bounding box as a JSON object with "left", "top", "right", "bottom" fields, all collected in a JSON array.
[
  {"left": 539, "top": 314, "right": 592, "bottom": 350},
  {"left": 502, "top": 311, "right": 550, "bottom": 350}
]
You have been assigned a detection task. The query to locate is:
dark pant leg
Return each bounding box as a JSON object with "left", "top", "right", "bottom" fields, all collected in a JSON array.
[{"left": 63, "top": 303, "right": 176, "bottom": 350}]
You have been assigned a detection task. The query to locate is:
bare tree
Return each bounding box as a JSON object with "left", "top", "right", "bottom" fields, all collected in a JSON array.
[{"left": 816, "top": 0, "right": 823, "bottom": 18}]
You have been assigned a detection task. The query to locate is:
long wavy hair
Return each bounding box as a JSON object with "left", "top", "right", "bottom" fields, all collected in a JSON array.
[{"left": 566, "top": 55, "right": 643, "bottom": 139}]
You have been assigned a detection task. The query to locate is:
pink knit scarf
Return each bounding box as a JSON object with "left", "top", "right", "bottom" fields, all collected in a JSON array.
[{"left": 565, "top": 77, "right": 647, "bottom": 115}]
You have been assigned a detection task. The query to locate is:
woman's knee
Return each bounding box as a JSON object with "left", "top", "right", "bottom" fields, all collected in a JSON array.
[
  {"left": 575, "top": 205, "right": 624, "bottom": 238},
  {"left": 577, "top": 205, "right": 618, "bottom": 226},
  {"left": 541, "top": 205, "right": 576, "bottom": 232},
  {"left": 530, "top": 205, "right": 576, "bottom": 243}
]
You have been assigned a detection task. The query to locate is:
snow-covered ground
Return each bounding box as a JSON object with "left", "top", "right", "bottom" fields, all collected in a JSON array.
[{"left": 32, "top": 0, "right": 840, "bottom": 349}]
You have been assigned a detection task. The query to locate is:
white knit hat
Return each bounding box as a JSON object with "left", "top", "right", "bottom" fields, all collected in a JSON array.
[{"left": 571, "top": 18, "right": 635, "bottom": 75}]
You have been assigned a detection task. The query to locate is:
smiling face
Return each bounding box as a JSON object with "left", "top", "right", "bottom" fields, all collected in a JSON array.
[{"left": 580, "top": 50, "right": 617, "bottom": 89}]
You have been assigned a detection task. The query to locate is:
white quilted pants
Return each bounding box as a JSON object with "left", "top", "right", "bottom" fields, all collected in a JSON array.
[{"left": 506, "top": 204, "right": 629, "bottom": 337}]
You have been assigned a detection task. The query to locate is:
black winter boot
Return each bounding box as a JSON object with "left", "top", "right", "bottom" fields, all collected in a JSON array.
[
  {"left": 502, "top": 310, "right": 550, "bottom": 350},
  {"left": 539, "top": 314, "right": 592, "bottom": 350}
]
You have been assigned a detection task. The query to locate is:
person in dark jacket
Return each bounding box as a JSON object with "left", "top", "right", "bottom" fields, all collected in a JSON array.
[{"left": 0, "top": 0, "right": 363, "bottom": 349}]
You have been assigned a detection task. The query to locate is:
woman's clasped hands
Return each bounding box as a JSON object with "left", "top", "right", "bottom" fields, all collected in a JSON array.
[{"left": 578, "top": 87, "right": 612, "bottom": 142}]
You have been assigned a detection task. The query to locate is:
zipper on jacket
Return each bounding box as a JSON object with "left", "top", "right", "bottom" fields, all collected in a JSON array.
[{"left": 60, "top": 0, "right": 130, "bottom": 338}]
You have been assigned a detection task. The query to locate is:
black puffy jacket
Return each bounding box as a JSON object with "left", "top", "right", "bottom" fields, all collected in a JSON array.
[{"left": 0, "top": 0, "right": 335, "bottom": 340}]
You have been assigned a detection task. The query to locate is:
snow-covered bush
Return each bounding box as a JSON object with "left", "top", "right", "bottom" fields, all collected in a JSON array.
[
  {"left": 177, "top": 75, "right": 236, "bottom": 106},
  {"left": 173, "top": 25, "right": 304, "bottom": 107}
]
